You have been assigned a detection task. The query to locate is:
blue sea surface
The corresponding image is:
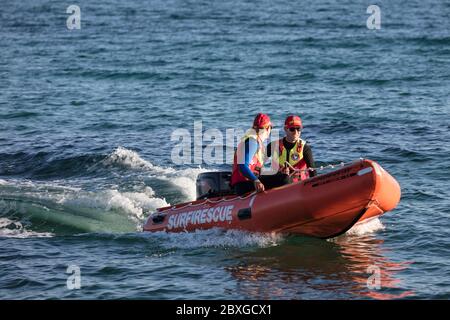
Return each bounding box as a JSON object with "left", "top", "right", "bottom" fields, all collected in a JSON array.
[{"left": 0, "top": 0, "right": 449, "bottom": 299}]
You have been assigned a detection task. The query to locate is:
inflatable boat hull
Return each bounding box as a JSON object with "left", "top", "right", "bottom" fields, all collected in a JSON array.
[{"left": 143, "top": 159, "right": 400, "bottom": 239}]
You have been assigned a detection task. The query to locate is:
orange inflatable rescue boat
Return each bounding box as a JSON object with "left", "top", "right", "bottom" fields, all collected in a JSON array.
[{"left": 143, "top": 159, "right": 400, "bottom": 239}]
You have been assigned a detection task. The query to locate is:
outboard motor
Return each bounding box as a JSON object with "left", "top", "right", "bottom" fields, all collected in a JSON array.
[{"left": 196, "top": 172, "right": 234, "bottom": 200}]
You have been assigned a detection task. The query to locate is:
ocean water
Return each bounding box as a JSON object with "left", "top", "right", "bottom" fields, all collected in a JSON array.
[{"left": 1, "top": 0, "right": 449, "bottom": 299}]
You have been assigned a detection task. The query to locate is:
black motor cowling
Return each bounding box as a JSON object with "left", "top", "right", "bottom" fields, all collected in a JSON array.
[{"left": 196, "top": 172, "right": 234, "bottom": 200}]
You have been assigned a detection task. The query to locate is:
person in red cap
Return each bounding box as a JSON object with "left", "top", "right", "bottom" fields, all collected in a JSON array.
[
  {"left": 231, "top": 113, "right": 291, "bottom": 196},
  {"left": 266, "top": 115, "right": 316, "bottom": 182}
]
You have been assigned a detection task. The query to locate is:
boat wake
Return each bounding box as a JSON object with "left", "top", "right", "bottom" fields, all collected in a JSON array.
[{"left": 0, "top": 147, "right": 210, "bottom": 237}]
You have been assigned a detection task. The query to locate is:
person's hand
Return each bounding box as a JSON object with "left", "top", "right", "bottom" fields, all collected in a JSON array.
[
  {"left": 253, "top": 179, "right": 265, "bottom": 193},
  {"left": 280, "top": 165, "right": 290, "bottom": 175},
  {"left": 280, "top": 162, "right": 291, "bottom": 175}
]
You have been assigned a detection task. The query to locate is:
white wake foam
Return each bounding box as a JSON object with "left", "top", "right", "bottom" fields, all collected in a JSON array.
[
  {"left": 164, "top": 167, "right": 214, "bottom": 201},
  {"left": 104, "top": 147, "right": 212, "bottom": 201},
  {"left": 148, "top": 228, "right": 285, "bottom": 249},
  {"left": 60, "top": 187, "right": 169, "bottom": 222},
  {"left": 346, "top": 217, "right": 385, "bottom": 236},
  {"left": 0, "top": 218, "right": 53, "bottom": 238},
  {"left": 0, "top": 178, "right": 170, "bottom": 232},
  {"left": 326, "top": 217, "right": 385, "bottom": 244},
  {"left": 0, "top": 147, "right": 218, "bottom": 234},
  {"left": 102, "top": 146, "right": 175, "bottom": 174}
]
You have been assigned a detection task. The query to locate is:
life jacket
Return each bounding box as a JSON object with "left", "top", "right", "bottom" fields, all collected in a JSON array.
[
  {"left": 231, "top": 130, "right": 265, "bottom": 186},
  {"left": 271, "top": 138, "right": 309, "bottom": 182}
]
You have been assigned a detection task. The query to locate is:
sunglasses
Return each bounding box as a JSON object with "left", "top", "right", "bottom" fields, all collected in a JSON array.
[{"left": 288, "top": 127, "right": 301, "bottom": 132}]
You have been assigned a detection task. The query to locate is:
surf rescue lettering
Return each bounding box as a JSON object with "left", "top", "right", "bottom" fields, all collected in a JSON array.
[{"left": 167, "top": 205, "right": 234, "bottom": 230}]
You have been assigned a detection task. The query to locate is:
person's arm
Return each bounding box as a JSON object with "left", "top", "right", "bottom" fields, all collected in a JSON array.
[
  {"left": 237, "top": 138, "right": 259, "bottom": 181},
  {"left": 303, "top": 144, "right": 316, "bottom": 177}
]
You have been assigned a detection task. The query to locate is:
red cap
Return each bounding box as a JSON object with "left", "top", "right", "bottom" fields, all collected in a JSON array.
[
  {"left": 253, "top": 113, "right": 272, "bottom": 129},
  {"left": 284, "top": 115, "right": 303, "bottom": 129}
]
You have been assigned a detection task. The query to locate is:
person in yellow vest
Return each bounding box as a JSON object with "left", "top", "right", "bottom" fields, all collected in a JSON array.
[
  {"left": 231, "top": 113, "right": 291, "bottom": 196},
  {"left": 266, "top": 115, "right": 316, "bottom": 182}
]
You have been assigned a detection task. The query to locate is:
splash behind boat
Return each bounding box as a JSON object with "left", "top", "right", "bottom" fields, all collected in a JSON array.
[{"left": 143, "top": 159, "right": 400, "bottom": 239}]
